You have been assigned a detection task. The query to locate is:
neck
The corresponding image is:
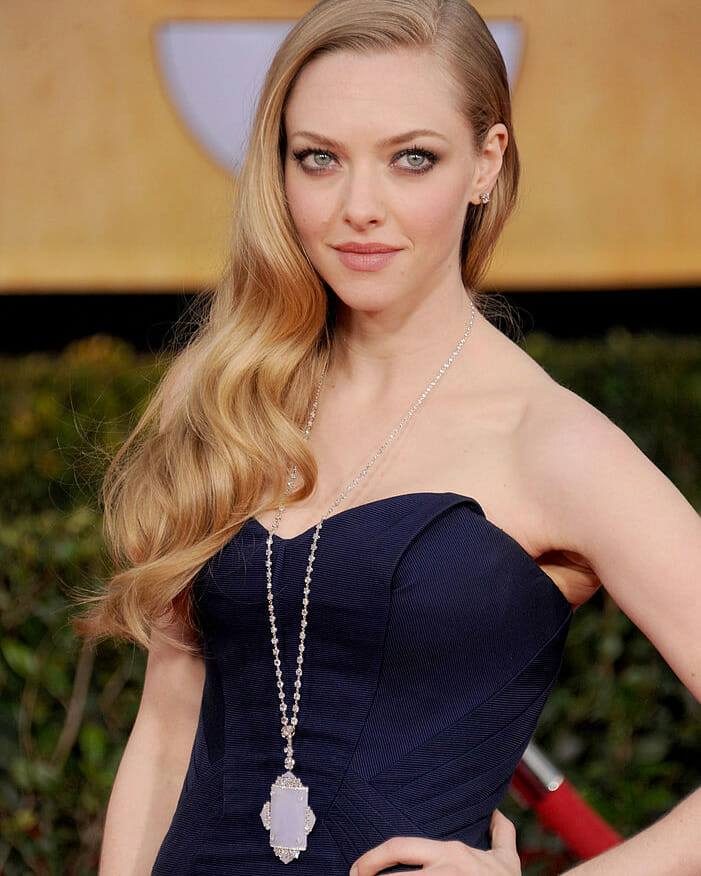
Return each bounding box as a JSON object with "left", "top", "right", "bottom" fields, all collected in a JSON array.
[{"left": 327, "top": 287, "right": 475, "bottom": 399}]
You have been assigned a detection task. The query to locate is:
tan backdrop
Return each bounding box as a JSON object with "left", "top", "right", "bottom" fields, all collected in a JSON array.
[{"left": 1, "top": 0, "right": 699, "bottom": 292}]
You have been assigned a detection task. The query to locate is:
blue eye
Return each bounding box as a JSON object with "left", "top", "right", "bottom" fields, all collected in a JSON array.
[
  {"left": 395, "top": 146, "right": 439, "bottom": 174},
  {"left": 406, "top": 153, "right": 426, "bottom": 167},
  {"left": 292, "top": 149, "right": 336, "bottom": 173},
  {"left": 311, "top": 152, "right": 333, "bottom": 167},
  {"left": 290, "top": 145, "right": 439, "bottom": 175}
]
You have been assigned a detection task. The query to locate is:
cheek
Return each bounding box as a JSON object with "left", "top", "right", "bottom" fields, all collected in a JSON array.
[
  {"left": 285, "top": 175, "right": 332, "bottom": 243},
  {"left": 405, "top": 178, "right": 469, "bottom": 241}
]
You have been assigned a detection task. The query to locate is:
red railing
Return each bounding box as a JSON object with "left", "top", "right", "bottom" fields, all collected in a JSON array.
[{"left": 511, "top": 742, "right": 622, "bottom": 861}]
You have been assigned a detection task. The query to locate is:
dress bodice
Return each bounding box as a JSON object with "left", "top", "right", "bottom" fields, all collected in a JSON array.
[{"left": 152, "top": 492, "right": 572, "bottom": 875}]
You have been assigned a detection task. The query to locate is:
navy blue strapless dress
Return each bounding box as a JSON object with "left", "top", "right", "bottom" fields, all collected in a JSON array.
[{"left": 152, "top": 492, "right": 572, "bottom": 875}]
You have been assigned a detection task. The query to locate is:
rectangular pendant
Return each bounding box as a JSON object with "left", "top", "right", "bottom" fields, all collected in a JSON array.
[
  {"left": 270, "top": 782, "right": 309, "bottom": 851},
  {"left": 261, "top": 769, "right": 316, "bottom": 862}
]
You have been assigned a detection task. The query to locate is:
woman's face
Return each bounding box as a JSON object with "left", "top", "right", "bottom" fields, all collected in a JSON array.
[{"left": 283, "top": 48, "right": 499, "bottom": 316}]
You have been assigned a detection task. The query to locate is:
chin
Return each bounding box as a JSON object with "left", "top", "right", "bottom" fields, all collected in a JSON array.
[{"left": 329, "top": 286, "right": 413, "bottom": 316}]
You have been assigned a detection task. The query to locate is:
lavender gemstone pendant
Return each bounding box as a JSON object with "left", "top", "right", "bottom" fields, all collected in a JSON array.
[{"left": 260, "top": 771, "right": 316, "bottom": 863}]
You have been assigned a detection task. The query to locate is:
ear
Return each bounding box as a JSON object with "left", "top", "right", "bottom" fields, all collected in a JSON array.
[{"left": 469, "top": 123, "right": 509, "bottom": 205}]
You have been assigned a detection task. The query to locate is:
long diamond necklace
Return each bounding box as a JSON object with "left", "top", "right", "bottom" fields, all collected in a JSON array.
[{"left": 259, "top": 299, "right": 476, "bottom": 863}]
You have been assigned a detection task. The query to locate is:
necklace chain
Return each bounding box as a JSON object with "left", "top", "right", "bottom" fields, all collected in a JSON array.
[{"left": 264, "top": 299, "right": 476, "bottom": 770}]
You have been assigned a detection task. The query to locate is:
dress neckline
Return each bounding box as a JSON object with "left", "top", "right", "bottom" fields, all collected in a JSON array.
[
  {"left": 246, "top": 491, "right": 573, "bottom": 612},
  {"left": 247, "top": 491, "right": 485, "bottom": 545}
]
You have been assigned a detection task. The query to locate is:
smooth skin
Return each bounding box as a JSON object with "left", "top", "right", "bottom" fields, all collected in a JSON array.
[
  {"left": 274, "top": 47, "right": 701, "bottom": 876},
  {"left": 98, "top": 610, "right": 205, "bottom": 875}
]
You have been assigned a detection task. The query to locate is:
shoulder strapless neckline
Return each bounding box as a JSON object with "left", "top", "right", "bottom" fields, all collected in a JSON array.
[
  {"left": 250, "top": 491, "right": 486, "bottom": 543},
  {"left": 247, "top": 490, "right": 568, "bottom": 608}
]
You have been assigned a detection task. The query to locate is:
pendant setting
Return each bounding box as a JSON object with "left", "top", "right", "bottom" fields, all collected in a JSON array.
[{"left": 260, "top": 770, "right": 316, "bottom": 863}]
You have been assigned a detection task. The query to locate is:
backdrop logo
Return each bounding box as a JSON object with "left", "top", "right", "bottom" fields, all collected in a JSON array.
[{"left": 154, "top": 19, "right": 524, "bottom": 174}]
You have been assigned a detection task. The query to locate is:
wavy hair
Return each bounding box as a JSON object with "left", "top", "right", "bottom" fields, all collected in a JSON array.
[{"left": 72, "top": 0, "right": 521, "bottom": 655}]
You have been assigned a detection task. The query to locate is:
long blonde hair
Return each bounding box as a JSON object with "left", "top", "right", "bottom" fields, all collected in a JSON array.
[{"left": 72, "top": 0, "right": 520, "bottom": 655}]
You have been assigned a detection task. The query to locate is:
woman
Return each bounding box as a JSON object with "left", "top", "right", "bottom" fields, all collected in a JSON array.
[{"left": 78, "top": 1, "right": 701, "bottom": 874}]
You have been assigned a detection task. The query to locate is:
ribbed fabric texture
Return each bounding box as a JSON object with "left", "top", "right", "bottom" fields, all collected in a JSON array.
[{"left": 152, "top": 492, "right": 572, "bottom": 875}]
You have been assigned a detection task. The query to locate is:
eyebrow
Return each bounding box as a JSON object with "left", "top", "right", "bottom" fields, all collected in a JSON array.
[{"left": 288, "top": 128, "right": 450, "bottom": 149}]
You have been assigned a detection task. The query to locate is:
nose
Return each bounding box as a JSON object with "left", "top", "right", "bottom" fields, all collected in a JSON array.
[{"left": 341, "top": 167, "right": 386, "bottom": 229}]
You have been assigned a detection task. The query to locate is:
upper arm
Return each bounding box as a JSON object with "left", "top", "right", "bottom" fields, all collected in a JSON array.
[
  {"left": 136, "top": 608, "right": 206, "bottom": 747},
  {"left": 139, "top": 346, "right": 207, "bottom": 739},
  {"left": 527, "top": 389, "right": 701, "bottom": 700}
]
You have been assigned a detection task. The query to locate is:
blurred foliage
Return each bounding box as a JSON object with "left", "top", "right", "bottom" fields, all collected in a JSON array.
[
  {"left": 0, "top": 330, "right": 699, "bottom": 874},
  {"left": 0, "top": 336, "right": 162, "bottom": 874}
]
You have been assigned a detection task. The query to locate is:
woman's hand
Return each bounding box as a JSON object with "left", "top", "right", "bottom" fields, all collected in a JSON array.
[{"left": 349, "top": 810, "right": 520, "bottom": 876}]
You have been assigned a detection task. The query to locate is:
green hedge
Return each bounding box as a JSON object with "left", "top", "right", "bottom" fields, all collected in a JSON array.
[{"left": 0, "top": 331, "right": 699, "bottom": 875}]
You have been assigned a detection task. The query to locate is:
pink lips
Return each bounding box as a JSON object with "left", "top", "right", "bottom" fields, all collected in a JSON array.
[{"left": 332, "top": 242, "right": 402, "bottom": 272}]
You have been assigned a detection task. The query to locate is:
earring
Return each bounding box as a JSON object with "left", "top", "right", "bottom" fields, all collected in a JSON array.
[{"left": 479, "top": 192, "right": 490, "bottom": 204}]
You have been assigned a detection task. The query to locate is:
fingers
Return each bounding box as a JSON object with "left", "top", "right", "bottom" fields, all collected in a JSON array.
[
  {"left": 349, "top": 821, "right": 519, "bottom": 876},
  {"left": 350, "top": 835, "right": 458, "bottom": 875},
  {"left": 490, "top": 809, "right": 518, "bottom": 857}
]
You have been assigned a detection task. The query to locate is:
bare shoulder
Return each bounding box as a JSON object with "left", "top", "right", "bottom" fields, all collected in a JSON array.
[
  {"left": 471, "top": 317, "right": 698, "bottom": 595},
  {"left": 510, "top": 343, "right": 690, "bottom": 553},
  {"left": 519, "top": 361, "right": 624, "bottom": 484},
  {"left": 515, "top": 362, "right": 681, "bottom": 554},
  {"left": 468, "top": 312, "right": 618, "bottom": 473},
  {"left": 510, "top": 345, "right": 701, "bottom": 695}
]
